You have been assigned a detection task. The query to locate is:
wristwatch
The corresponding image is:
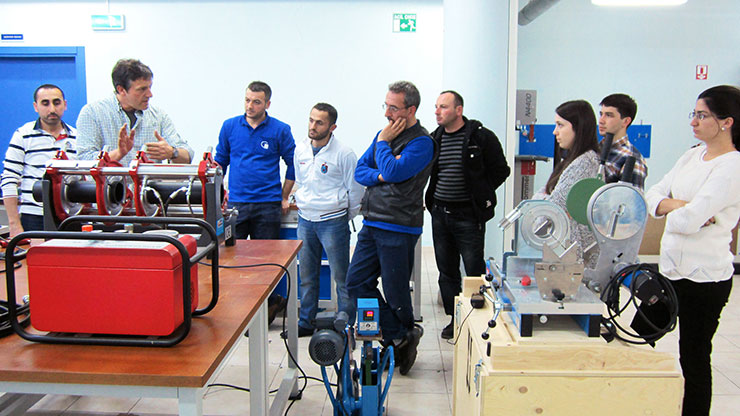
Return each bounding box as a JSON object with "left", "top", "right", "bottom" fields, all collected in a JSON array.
[{"left": 170, "top": 147, "right": 179, "bottom": 161}]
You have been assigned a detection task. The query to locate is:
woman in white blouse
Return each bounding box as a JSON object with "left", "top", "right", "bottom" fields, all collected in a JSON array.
[{"left": 645, "top": 85, "right": 740, "bottom": 416}]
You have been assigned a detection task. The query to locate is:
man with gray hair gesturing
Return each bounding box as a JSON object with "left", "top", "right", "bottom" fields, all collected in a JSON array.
[{"left": 76, "top": 58, "right": 193, "bottom": 165}]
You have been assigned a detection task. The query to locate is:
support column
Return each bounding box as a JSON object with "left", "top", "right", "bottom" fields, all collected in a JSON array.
[{"left": 442, "top": 0, "right": 519, "bottom": 258}]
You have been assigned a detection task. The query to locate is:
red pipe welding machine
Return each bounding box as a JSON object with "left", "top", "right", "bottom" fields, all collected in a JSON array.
[{"left": 4, "top": 217, "right": 220, "bottom": 347}]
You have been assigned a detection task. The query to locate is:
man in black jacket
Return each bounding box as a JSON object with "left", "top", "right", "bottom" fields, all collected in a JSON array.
[{"left": 425, "top": 90, "right": 510, "bottom": 339}]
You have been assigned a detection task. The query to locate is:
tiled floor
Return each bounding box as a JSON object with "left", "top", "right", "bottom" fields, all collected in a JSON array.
[{"left": 17, "top": 248, "right": 740, "bottom": 415}]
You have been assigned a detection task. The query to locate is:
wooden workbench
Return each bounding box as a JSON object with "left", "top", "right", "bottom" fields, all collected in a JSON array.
[{"left": 0, "top": 239, "right": 301, "bottom": 415}]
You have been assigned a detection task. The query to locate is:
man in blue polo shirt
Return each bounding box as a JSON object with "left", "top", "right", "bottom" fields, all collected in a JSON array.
[{"left": 215, "top": 80, "right": 296, "bottom": 323}]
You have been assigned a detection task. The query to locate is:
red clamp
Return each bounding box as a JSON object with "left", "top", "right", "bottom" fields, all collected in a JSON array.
[
  {"left": 47, "top": 152, "right": 72, "bottom": 221},
  {"left": 130, "top": 151, "right": 154, "bottom": 216},
  {"left": 90, "top": 152, "right": 123, "bottom": 216}
]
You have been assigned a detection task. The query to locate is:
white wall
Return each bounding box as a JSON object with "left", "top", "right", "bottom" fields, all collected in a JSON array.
[
  {"left": 518, "top": 0, "right": 740, "bottom": 191},
  {"left": 442, "top": 0, "right": 513, "bottom": 260},
  {"left": 11, "top": 1, "right": 734, "bottom": 253},
  {"left": 0, "top": 0, "right": 446, "bottom": 244}
]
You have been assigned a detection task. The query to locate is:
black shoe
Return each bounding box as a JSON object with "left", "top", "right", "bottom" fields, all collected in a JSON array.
[
  {"left": 441, "top": 322, "right": 454, "bottom": 340},
  {"left": 398, "top": 324, "right": 424, "bottom": 375},
  {"left": 268, "top": 294, "right": 287, "bottom": 325},
  {"left": 298, "top": 326, "right": 315, "bottom": 338}
]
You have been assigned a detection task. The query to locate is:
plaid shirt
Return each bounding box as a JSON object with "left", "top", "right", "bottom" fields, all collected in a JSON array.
[
  {"left": 76, "top": 94, "right": 193, "bottom": 165},
  {"left": 603, "top": 135, "right": 647, "bottom": 189}
]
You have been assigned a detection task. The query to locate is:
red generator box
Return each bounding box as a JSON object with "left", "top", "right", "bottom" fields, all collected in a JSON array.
[{"left": 26, "top": 234, "right": 199, "bottom": 336}]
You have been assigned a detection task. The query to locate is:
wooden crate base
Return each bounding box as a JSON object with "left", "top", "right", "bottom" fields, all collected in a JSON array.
[{"left": 453, "top": 276, "right": 683, "bottom": 415}]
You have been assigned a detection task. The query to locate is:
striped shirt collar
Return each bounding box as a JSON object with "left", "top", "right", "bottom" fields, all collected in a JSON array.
[{"left": 32, "top": 118, "right": 74, "bottom": 139}]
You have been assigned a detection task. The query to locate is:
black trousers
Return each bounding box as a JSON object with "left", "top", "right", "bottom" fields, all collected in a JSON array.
[
  {"left": 672, "top": 277, "right": 733, "bottom": 416},
  {"left": 431, "top": 203, "right": 486, "bottom": 316}
]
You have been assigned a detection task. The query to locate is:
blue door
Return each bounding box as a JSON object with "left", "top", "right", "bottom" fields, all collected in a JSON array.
[{"left": 0, "top": 47, "right": 87, "bottom": 168}]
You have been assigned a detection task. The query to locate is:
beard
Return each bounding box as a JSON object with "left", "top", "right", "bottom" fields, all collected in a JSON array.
[{"left": 309, "top": 129, "right": 331, "bottom": 142}]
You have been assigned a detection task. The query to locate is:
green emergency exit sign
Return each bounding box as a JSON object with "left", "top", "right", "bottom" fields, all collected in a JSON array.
[{"left": 393, "top": 13, "right": 417, "bottom": 32}]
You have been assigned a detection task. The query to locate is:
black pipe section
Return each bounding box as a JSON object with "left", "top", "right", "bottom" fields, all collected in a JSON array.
[
  {"left": 67, "top": 180, "right": 125, "bottom": 204},
  {"left": 621, "top": 156, "right": 636, "bottom": 185},
  {"left": 32, "top": 179, "right": 124, "bottom": 204},
  {"left": 32, "top": 181, "right": 44, "bottom": 203},
  {"left": 600, "top": 133, "right": 615, "bottom": 165}
]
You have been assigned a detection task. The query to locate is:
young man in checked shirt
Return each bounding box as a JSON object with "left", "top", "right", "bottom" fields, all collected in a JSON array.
[{"left": 598, "top": 93, "right": 648, "bottom": 189}]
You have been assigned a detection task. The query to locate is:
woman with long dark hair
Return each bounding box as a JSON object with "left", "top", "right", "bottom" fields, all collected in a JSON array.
[
  {"left": 645, "top": 85, "right": 740, "bottom": 416},
  {"left": 534, "top": 100, "right": 600, "bottom": 266}
]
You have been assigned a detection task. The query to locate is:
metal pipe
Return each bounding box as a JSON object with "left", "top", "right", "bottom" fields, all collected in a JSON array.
[
  {"left": 46, "top": 163, "right": 220, "bottom": 179},
  {"left": 134, "top": 165, "right": 220, "bottom": 178},
  {"left": 518, "top": 0, "right": 561, "bottom": 26}
]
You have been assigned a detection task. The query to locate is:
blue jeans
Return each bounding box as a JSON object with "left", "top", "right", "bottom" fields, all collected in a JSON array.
[
  {"left": 431, "top": 203, "right": 486, "bottom": 316},
  {"left": 21, "top": 213, "right": 44, "bottom": 231},
  {"left": 297, "top": 215, "right": 351, "bottom": 330},
  {"left": 229, "top": 201, "right": 282, "bottom": 304},
  {"left": 228, "top": 201, "right": 282, "bottom": 239},
  {"left": 345, "top": 225, "right": 419, "bottom": 342}
]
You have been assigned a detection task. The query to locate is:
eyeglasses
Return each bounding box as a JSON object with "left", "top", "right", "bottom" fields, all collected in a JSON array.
[
  {"left": 382, "top": 103, "right": 407, "bottom": 113},
  {"left": 689, "top": 110, "right": 713, "bottom": 121}
]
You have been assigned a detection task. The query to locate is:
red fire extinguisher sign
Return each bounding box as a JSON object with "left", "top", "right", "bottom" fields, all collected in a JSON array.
[{"left": 696, "top": 65, "right": 708, "bottom": 80}]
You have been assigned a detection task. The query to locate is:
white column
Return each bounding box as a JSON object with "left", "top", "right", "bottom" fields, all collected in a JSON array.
[{"left": 442, "top": 0, "right": 519, "bottom": 259}]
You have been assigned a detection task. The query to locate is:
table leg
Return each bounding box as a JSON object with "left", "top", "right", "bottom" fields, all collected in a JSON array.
[
  {"left": 286, "top": 257, "right": 299, "bottom": 377},
  {"left": 270, "top": 256, "right": 300, "bottom": 416},
  {"left": 248, "top": 302, "right": 269, "bottom": 415},
  {"left": 177, "top": 387, "right": 203, "bottom": 416}
]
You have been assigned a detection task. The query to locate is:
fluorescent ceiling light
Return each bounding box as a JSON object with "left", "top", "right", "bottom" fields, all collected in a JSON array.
[{"left": 593, "top": 0, "right": 687, "bottom": 6}]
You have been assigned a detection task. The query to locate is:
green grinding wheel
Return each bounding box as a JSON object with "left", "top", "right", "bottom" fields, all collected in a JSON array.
[{"left": 566, "top": 177, "right": 604, "bottom": 225}]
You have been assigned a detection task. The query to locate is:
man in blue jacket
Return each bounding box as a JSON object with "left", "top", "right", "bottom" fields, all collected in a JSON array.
[
  {"left": 215, "top": 80, "right": 296, "bottom": 323},
  {"left": 347, "top": 81, "right": 435, "bottom": 375}
]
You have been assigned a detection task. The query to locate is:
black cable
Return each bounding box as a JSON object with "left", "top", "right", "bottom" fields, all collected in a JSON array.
[
  {"left": 601, "top": 263, "right": 678, "bottom": 345},
  {"left": 207, "top": 383, "right": 280, "bottom": 394},
  {"left": 1, "top": 250, "right": 30, "bottom": 338},
  {"left": 446, "top": 307, "right": 475, "bottom": 346},
  {"left": 0, "top": 299, "right": 31, "bottom": 338},
  {"left": 302, "top": 375, "right": 336, "bottom": 386},
  {"left": 0, "top": 258, "right": 23, "bottom": 275},
  {"left": 199, "top": 261, "right": 311, "bottom": 415},
  {"left": 207, "top": 374, "right": 336, "bottom": 394}
]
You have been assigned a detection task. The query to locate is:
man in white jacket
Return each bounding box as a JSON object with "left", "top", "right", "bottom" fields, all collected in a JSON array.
[{"left": 293, "top": 103, "right": 364, "bottom": 337}]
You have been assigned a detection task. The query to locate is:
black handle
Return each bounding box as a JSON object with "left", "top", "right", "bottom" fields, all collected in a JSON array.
[
  {"left": 600, "top": 133, "right": 615, "bottom": 165},
  {"left": 621, "top": 156, "right": 636, "bottom": 185}
]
